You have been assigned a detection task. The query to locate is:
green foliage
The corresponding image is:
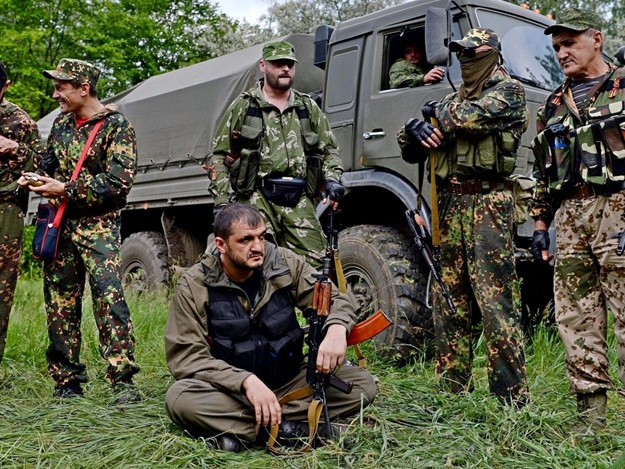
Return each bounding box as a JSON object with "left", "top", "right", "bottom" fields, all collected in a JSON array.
[
  {"left": 3, "top": 279, "right": 625, "bottom": 467},
  {"left": 18, "top": 225, "right": 42, "bottom": 280},
  {"left": 0, "top": 0, "right": 233, "bottom": 120}
]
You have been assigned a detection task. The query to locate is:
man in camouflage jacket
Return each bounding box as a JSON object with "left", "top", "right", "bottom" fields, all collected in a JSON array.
[
  {"left": 19, "top": 59, "right": 139, "bottom": 401},
  {"left": 530, "top": 8, "right": 625, "bottom": 433},
  {"left": 165, "top": 204, "right": 376, "bottom": 452},
  {"left": 0, "top": 60, "right": 45, "bottom": 365},
  {"left": 397, "top": 28, "right": 529, "bottom": 406},
  {"left": 210, "top": 41, "right": 344, "bottom": 270},
  {"left": 389, "top": 40, "right": 444, "bottom": 89}
]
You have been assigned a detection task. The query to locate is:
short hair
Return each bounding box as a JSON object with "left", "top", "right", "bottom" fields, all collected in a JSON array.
[
  {"left": 0, "top": 60, "right": 7, "bottom": 89},
  {"left": 68, "top": 78, "right": 98, "bottom": 98},
  {"left": 213, "top": 204, "right": 264, "bottom": 240}
]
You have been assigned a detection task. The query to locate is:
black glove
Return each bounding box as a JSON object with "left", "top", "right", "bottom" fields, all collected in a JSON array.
[
  {"left": 421, "top": 100, "right": 439, "bottom": 121},
  {"left": 531, "top": 229, "right": 550, "bottom": 262},
  {"left": 405, "top": 118, "right": 436, "bottom": 145},
  {"left": 322, "top": 179, "right": 344, "bottom": 202}
]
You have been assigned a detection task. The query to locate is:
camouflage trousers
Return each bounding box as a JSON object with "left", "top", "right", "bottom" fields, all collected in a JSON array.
[
  {"left": 0, "top": 201, "right": 24, "bottom": 365},
  {"left": 43, "top": 212, "right": 139, "bottom": 386},
  {"left": 240, "top": 190, "right": 326, "bottom": 270},
  {"left": 554, "top": 191, "right": 625, "bottom": 394},
  {"left": 433, "top": 189, "right": 528, "bottom": 402}
]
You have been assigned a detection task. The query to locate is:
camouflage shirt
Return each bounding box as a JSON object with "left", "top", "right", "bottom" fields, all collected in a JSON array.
[
  {"left": 0, "top": 99, "right": 44, "bottom": 197},
  {"left": 210, "top": 81, "right": 343, "bottom": 205},
  {"left": 398, "top": 70, "right": 527, "bottom": 179},
  {"left": 389, "top": 59, "right": 429, "bottom": 89},
  {"left": 44, "top": 104, "right": 137, "bottom": 216},
  {"left": 531, "top": 65, "right": 625, "bottom": 223}
]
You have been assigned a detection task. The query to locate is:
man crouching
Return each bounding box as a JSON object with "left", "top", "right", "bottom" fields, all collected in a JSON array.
[{"left": 164, "top": 203, "right": 377, "bottom": 452}]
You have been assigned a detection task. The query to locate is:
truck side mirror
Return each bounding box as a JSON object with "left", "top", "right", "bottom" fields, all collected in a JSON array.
[
  {"left": 314, "top": 25, "right": 335, "bottom": 70},
  {"left": 425, "top": 7, "right": 450, "bottom": 66}
]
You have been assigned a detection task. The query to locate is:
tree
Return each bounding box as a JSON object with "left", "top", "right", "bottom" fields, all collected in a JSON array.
[{"left": 0, "top": 0, "right": 231, "bottom": 120}]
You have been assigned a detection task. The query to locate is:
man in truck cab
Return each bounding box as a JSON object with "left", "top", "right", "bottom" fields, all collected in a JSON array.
[
  {"left": 397, "top": 28, "right": 529, "bottom": 407},
  {"left": 389, "top": 38, "right": 445, "bottom": 89},
  {"left": 210, "top": 41, "right": 344, "bottom": 270}
]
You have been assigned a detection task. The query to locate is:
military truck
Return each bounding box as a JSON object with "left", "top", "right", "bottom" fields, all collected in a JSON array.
[{"left": 35, "top": 0, "right": 566, "bottom": 355}]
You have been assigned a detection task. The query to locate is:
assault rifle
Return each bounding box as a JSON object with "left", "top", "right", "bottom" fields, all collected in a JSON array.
[{"left": 405, "top": 209, "right": 457, "bottom": 315}]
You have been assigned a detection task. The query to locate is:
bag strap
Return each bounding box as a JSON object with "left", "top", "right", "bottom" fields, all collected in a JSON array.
[{"left": 52, "top": 119, "right": 104, "bottom": 227}]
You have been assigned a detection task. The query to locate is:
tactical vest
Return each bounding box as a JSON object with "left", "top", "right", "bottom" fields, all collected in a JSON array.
[
  {"left": 531, "top": 67, "right": 625, "bottom": 190},
  {"left": 228, "top": 92, "right": 324, "bottom": 198},
  {"left": 206, "top": 285, "right": 305, "bottom": 389}
]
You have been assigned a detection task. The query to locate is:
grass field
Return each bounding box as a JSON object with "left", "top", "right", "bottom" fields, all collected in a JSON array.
[{"left": 2, "top": 278, "right": 625, "bottom": 468}]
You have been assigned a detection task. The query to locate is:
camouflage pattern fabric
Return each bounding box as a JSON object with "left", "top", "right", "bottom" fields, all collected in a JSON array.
[
  {"left": 43, "top": 106, "right": 139, "bottom": 386},
  {"left": 553, "top": 192, "right": 625, "bottom": 394},
  {"left": 388, "top": 59, "right": 429, "bottom": 89},
  {"left": 531, "top": 65, "right": 625, "bottom": 224},
  {"left": 210, "top": 82, "right": 342, "bottom": 269},
  {"left": 433, "top": 190, "right": 527, "bottom": 402},
  {"left": 241, "top": 190, "right": 326, "bottom": 269},
  {"left": 0, "top": 99, "right": 44, "bottom": 364}
]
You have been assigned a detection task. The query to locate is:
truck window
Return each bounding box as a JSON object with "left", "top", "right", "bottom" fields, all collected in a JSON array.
[{"left": 384, "top": 27, "right": 439, "bottom": 90}]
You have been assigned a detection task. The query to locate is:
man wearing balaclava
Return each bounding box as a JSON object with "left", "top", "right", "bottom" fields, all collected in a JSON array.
[{"left": 397, "top": 28, "right": 529, "bottom": 407}]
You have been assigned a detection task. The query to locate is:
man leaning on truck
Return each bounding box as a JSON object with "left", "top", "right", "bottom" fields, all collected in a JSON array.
[{"left": 209, "top": 40, "right": 344, "bottom": 270}]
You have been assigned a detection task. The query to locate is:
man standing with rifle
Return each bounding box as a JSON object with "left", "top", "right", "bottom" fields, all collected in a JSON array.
[
  {"left": 164, "top": 204, "right": 377, "bottom": 452},
  {"left": 397, "top": 28, "right": 529, "bottom": 407}
]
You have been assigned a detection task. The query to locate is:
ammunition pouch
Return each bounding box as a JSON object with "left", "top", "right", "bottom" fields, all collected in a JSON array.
[
  {"left": 531, "top": 118, "right": 574, "bottom": 185},
  {"left": 228, "top": 124, "right": 263, "bottom": 197},
  {"left": 259, "top": 177, "right": 307, "bottom": 207},
  {"left": 455, "top": 132, "right": 517, "bottom": 176}
]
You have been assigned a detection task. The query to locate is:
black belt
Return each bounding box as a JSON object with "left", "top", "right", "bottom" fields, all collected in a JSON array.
[
  {"left": 444, "top": 178, "right": 513, "bottom": 195},
  {"left": 559, "top": 181, "right": 625, "bottom": 200}
]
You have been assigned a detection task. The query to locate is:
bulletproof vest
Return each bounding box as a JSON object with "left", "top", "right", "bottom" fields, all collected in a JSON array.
[{"left": 206, "top": 285, "right": 305, "bottom": 389}]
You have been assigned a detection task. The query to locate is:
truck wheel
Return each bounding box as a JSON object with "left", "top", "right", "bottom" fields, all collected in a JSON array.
[
  {"left": 121, "top": 231, "right": 170, "bottom": 293},
  {"left": 338, "top": 225, "right": 432, "bottom": 359}
]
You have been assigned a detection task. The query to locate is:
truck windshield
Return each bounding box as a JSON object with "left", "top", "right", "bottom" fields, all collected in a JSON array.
[{"left": 475, "top": 10, "right": 563, "bottom": 90}]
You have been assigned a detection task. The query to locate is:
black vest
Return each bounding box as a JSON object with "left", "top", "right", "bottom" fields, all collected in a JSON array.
[{"left": 206, "top": 286, "right": 304, "bottom": 389}]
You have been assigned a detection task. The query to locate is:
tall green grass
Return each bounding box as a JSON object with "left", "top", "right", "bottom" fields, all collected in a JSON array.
[{"left": 2, "top": 278, "right": 625, "bottom": 468}]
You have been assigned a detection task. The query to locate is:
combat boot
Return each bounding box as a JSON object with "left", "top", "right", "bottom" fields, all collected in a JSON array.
[{"left": 574, "top": 389, "right": 607, "bottom": 435}]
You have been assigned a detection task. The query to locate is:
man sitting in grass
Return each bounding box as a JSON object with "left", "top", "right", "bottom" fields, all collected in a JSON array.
[{"left": 164, "top": 203, "right": 377, "bottom": 452}]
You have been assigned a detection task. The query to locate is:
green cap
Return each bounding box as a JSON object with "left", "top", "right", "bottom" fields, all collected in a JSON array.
[
  {"left": 262, "top": 41, "right": 298, "bottom": 63},
  {"left": 448, "top": 28, "right": 501, "bottom": 52},
  {"left": 42, "top": 58, "right": 101, "bottom": 89},
  {"left": 544, "top": 8, "right": 603, "bottom": 35}
]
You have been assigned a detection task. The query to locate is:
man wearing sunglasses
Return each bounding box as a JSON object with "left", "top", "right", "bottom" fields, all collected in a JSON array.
[{"left": 397, "top": 28, "right": 529, "bottom": 407}]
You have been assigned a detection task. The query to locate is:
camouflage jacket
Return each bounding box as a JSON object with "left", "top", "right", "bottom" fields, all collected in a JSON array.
[
  {"left": 43, "top": 104, "right": 137, "bottom": 217},
  {"left": 531, "top": 64, "right": 625, "bottom": 223},
  {"left": 165, "top": 241, "right": 356, "bottom": 393},
  {"left": 0, "top": 99, "right": 44, "bottom": 199},
  {"left": 398, "top": 70, "right": 527, "bottom": 180},
  {"left": 210, "top": 81, "right": 343, "bottom": 205},
  {"left": 389, "top": 59, "right": 429, "bottom": 89}
]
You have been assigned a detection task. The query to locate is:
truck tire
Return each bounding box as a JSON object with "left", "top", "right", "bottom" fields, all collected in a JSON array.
[
  {"left": 338, "top": 225, "right": 432, "bottom": 359},
  {"left": 121, "top": 231, "right": 169, "bottom": 293}
]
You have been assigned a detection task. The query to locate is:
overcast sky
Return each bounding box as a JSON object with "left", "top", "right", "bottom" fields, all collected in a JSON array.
[{"left": 215, "top": 0, "right": 269, "bottom": 23}]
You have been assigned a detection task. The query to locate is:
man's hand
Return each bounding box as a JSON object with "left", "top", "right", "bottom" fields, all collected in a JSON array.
[
  {"left": 531, "top": 228, "right": 553, "bottom": 263},
  {"left": 317, "top": 324, "right": 348, "bottom": 374},
  {"left": 404, "top": 118, "right": 443, "bottom": 149},
  {"left": 322, "top": 179, "right": 344, "bottom": 210},
  {"left": 421, "top": 100, "right": 439, "bottom": 121},
  {"left": 17, "top": 172, "right": 65, "bottom": 199},
  {"left": 424, "top": 67, "right": 445, "bottom": 84},
  {"left": 242, "top": 374, "right": 282, "bottom": 433},
  {"left": 0, "top": 135, "right": 18, "bottom": 155}
]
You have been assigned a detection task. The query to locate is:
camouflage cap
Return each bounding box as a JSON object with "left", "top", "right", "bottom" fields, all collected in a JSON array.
[
  {"left": 42, "top": 58, "right": 101, "bottom": 89},
  {"left": 544, "top": 8, "right": 603, "bottom": 35},
  {"left": 448, "top": 28, "right": 501, "bottom": 52},
  {"left": 262, "top": 41, "right": 298, "bottom": 63}
]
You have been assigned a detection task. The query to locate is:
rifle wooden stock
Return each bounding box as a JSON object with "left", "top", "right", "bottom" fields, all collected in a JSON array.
[{"left": 347, "top": 310, "right": 392, "bottom": 346}]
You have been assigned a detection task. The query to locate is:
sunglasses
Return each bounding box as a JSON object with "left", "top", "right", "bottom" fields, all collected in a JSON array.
[{"left": 456, "top": 47, "right": 478, "bottom": 58}]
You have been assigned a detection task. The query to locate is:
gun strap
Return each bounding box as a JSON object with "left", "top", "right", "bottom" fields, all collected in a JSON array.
[
  {"left": 266, "top": 386, "right": 320, "bottom": 455},
  {"left": 429, "top": 119, "right": 441, "bottom": 248},
  {"left": 333, "top": 250, "right": 348, "bottom": 294}
]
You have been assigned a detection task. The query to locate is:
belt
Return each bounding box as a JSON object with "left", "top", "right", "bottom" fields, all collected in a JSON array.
[
  {"left": 444, "top": 178, "right": 514, "bottom": 195},
  {"left": 559, "top": 181, "right": 625, "bottom": 200}
]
